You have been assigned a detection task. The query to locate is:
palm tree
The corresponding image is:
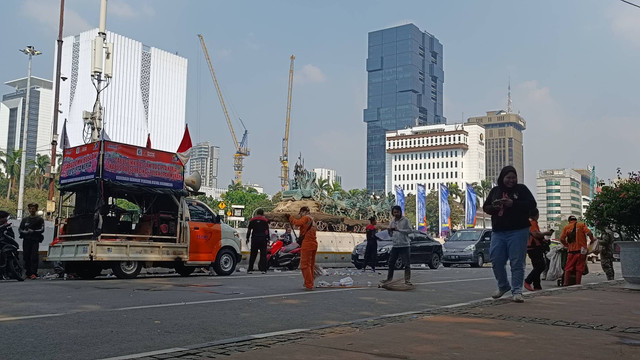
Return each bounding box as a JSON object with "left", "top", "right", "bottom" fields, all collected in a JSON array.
[
  {"left": 0, "top": 149, "right": 22, "bottom": 200},
  {"left": 477, "top": 179, "right": 493, "bottom": 228},
  {"left": 448, "top": 183, "right": 464, "bottom": 205},
  {"left": 29, "top": 154, "right": 51, "bottom": 189},
  {"left": 330, "top": 181, "right": 346, "bottom": 197},
  {"left": 316, "top": 178, "right": 331, "bottom": 196}
]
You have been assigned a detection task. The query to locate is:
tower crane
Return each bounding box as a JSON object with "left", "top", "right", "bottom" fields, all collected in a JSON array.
[
  {"left": 280, "top": 55, "right": 295, "bottom": 191},
  {"left": 197, "top": 34, "right": 250, "bottom": 184}
]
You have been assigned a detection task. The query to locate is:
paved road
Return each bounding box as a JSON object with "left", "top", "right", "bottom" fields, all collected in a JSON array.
[{"left": 0, "top": 262, "right": 620, "bottom": 360}]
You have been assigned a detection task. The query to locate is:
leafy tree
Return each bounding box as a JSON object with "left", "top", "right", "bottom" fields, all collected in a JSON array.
[
  {"left": 29, "top": 154, "right": 51, "bottom": 189},
  {"left": 330, "top": 181, "right": 345, "bottom": 197},
  {"left": 221, "top": 186, "right": 272, "bottom": 226},
  {"left": 1, "top": 149, "right": 22, "bottom": 200},
  {"left": 448, "top": 182, "right": 464, "bottom": 205},
  {"left": 404, "top": 193, "right": 416, "bottom": 226},
  {"left": 316, "top": 178, "right": 331, "bottom": 196},
  {"left": 585, "top": 169, "right": 640, "bottom": 240}
]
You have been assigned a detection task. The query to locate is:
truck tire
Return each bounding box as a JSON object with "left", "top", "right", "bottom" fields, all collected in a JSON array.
[
  {"left": 212, "top": 248, "right": 237, "bottom": 276},
  {"left": 76, "top": 263, "right": 103, "bottom": 279},
  {"left": 111, "top": 261, "right": 142, "bottom": 279},
  {"left": 175, "top": 263, "right": 195, "bottom": 277}
]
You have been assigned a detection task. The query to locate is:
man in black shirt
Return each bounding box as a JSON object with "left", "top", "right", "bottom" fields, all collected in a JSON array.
[
  {"left": 19, "top": 203, "right": 45, "bottom": 280},
  {"left": 246, "top": 209, "right": 270, "bottom": 274}
]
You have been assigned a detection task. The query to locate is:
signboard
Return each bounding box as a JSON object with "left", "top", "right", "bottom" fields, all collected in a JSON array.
[
  {"left": 218, "top": 202, "right": 226, "bottom": 210},
  {"left": 102, "top": 141, "right": 184, "bottom": 189},
  {"left": 59, "top": 142, "right": 101, "bottom": 184}
]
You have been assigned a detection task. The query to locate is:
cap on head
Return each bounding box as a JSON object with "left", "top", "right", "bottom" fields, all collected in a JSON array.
[
  {"left": 299, "top": 206, "right": 310, "bottom": 213},
  {"left": 568, "top": 215, "right": 577, "bottom": 221}
]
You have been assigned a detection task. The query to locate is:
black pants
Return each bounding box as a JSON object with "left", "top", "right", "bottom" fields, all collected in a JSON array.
[
  {"left": 364, "top": 245, "right": 377, "bottom": 269},
  {"left": 23, "top": 239, "right": 40, "bottom": 277},
  {"left": 525, "top": 247, "right": 546, "bottom": 289},
  {"left": 386, "top": 247, "right": 410, "bottom": 282},
  {"left": 248, "top": 237, "right": 268, "bottom": 272}
]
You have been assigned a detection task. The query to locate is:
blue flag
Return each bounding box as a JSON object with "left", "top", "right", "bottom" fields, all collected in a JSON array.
[
  {"left": 417, "top": 184, "right": 426, "bottom": 232},
  {"left": 465, "top": 184, "right": 477, "bottom": 228},
  {"left": 395, "top": 185, "right": 405, "bottom": 215},
  {"left": 439, "top": 184, "right": 451, "bottom": 236}
]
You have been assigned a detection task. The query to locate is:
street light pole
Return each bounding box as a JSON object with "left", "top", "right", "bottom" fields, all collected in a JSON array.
[
  {"left": 49, "top": 0, "right": 65, "bottom": 207},
  {"left": 17, "top": 45, "right": 41, "bottom": 219}
]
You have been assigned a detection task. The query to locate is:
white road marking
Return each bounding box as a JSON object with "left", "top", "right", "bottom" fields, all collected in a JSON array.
[{"left": 1, "top": 276, "right": 498, "bottom": 321}]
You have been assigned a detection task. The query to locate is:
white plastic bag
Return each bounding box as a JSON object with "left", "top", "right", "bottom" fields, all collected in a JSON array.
[{"left": 546, "top": 246, "right": 564, "bottom": 281}]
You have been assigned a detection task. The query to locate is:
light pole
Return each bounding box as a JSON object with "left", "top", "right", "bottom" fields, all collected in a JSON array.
[{"left": 17, "top": 45, "right": 42, "bottom": 219}]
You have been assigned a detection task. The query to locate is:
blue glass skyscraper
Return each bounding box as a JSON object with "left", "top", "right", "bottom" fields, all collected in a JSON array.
[{"left": 364, "top": 24, "right": 445, "bottom": 193}]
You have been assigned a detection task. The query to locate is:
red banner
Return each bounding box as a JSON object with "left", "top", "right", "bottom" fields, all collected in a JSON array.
[{"left": 59, "top": 142, "right": 101, "bottom": 184}]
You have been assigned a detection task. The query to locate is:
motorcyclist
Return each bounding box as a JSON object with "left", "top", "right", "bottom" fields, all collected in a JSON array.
[
  {"left": 282, "top": 225, "right": 295, "bottom": 245},
  {"left": 0, "top": 210, "right": 19, "bottom": 279}
]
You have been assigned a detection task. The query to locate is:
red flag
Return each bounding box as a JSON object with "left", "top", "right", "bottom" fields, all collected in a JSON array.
[
  {"left": 177, "top": 125, "right": 192, "bottom": 153},
  {"left": 176, "top": 124, "right": 193, "bottom": 165},
  {"left": 146, "top": 133, "right": 152, "bottom": 149}
]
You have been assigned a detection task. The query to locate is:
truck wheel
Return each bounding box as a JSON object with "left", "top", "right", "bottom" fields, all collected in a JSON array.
[
  {"left": 175, "top": 263, "right": 195, "bottom": 277},
  {"left": 213, "top": 249, "right": 237, "bottom": 276},
  {"left": 77, "top": 263, "right": 103, "bottom": 279},
  {"left": 111, "top": 261, "right": 142, "bottom": 279}
]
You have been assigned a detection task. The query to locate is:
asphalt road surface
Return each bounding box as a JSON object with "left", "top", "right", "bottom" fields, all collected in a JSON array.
[{"left": 0, "top": 262, "right": 620, "bottom": 360}]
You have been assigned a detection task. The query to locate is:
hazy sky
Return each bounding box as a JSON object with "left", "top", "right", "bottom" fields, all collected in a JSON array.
[{"left": 1, "top": 0, "right": 639, "bottom": 194}]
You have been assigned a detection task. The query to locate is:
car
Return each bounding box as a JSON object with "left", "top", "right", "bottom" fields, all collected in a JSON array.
[
  {"left": 442, "top": 228, "right": 492, "bottom": 268},
  {"left": 351, "top": 230, "right": 443, "bottom": 270}
]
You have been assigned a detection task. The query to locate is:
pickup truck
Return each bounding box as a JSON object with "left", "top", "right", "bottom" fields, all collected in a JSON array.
[{"left": 47, "top": 140, "right": 242, "bottom": 279}]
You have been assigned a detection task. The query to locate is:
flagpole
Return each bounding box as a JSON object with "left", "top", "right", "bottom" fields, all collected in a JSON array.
[{"left": 438, "top": 183, "right": 441, "bottom": 238}]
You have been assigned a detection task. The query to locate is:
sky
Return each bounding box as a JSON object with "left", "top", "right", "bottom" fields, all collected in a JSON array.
[{"left": 1, "top": 0, "right": 639, "bottom": 195}]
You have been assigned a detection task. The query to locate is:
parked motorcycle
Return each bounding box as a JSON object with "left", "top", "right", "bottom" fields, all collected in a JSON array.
[
  {"left": 266, "top": 234, "right": 301, "bottom": 270},
  {"left": 0, "top": 223, "right": 25, "bottom": 281}
]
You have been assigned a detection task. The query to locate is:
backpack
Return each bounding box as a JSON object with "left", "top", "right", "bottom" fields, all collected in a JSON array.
[{"left": 566, "top": 223, "right": 577, "bottom": 244}]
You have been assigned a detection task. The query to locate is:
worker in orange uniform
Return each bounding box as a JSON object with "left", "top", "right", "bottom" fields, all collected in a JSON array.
[
  {"left": 288, "top": 206, "right": 317, "bottom": 290},
  {"left": 559, "top": 215, "right": 596, "bottom": 285}
]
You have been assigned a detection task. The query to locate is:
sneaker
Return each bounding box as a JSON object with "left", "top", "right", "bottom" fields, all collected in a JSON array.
[
  {"left": 524, "top": 281, "right": 535, "bottom": 292},
  {"left": 491, "top": 288, "right": 511, "bottom": 299},
  {"left": 380, "top": 279, "right": 392, "bottom": 285},
  {"left": 261, "top": 271, "right": 267, "bottom": 274},
  {"left": 512, "top": 294, "right": 525, "bottom": 303},
  {"left": 247, "top": 270, "right": 254, "bottom": 274},
  {"left": 405, "top": 281, "right": 413, "bottom": 286}
]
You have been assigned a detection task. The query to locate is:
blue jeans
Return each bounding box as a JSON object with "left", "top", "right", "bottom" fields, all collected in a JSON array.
[{"left": 489, "top": 227, "right": 529, "bottom": 295}]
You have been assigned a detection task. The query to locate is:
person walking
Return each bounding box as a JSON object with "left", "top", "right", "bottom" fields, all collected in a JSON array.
[
  {"left": 19, "top": 202, "right": 45, "bottom": 280},
  {"left": 560, "top": 215, "right": 596, "bottom": 285},
  {"left": 382, "top": 205, "right": 413, "bottom": 286},
  {"left": 598, "top": 227, "right": 617, "bottom": 281},
  {"left": 246, "top": 208, "right": 270, "bottom": 274},
  {"left": 482, "top": 166, "right": 536, "bottom": 303},
  {"left": 363, "top": 216, "right": 378, "bottom": 272},
  {"left": 524, "top": 208, "right": 554, "bottom": 291},
  {"left": 288, "top": 206, "right": 317, "bottom": 290}
]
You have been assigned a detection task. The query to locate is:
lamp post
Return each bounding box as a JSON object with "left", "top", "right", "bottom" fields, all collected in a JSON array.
[{"left": 17, "top": 45, "right": 42, "bottom": 219}]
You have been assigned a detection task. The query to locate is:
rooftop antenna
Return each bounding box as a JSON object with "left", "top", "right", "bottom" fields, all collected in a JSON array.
[{"left": 507, "top": 75, "right": 513, "bottom": 114}]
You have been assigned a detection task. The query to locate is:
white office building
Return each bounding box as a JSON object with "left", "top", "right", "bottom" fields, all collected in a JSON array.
[
  {"left": 54, "top": 29, "right": 187, "bottom": 152},
  {"left": 0, "top": 77, "right": 53, "bottom": 166},
  {"left": 188, "top": 142, "right": 220, "bottom": 188},
  {"left": 536, "top": 168, "right": 593, "bottom": 230},
  {"left": 385, "top": 123, "right": 485, "bottom": 195},
  {"left": 312, "top": 167, "right": 342, "bottom": 187}
]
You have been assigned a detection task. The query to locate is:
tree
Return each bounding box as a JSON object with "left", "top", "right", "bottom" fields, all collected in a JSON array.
[
  {"left": 585, "top": 169, "right": 640, "bottom": 240},
  {"left": 448, "top": 182, "right": 464, "bottom": 206},
  {"left": 316, "top": 178, "right": 331, "bottom": 196},
  {"left": 0, "top": 149, "right": 22, "bottom": 200},
  {"left": 29, "top": 154, "right": 51, "bottom": 189},
  {"left": 404, "top": 193, "right": 416, "bottom": 226}
]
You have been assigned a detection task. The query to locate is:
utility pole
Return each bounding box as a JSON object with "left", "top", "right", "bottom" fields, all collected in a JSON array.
[
  {"left": 48, "top": 0, "right": 65, "bottom": 214},
  {"left": 83, "top": 0, "right": 113, "bottom": 143},
  {"left": 17, "top": 46, "right": 42, "bottom": 219}
]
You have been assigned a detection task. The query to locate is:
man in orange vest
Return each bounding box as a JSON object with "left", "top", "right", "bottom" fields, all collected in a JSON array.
[
  {"left": 288, "top": 207, "right": 317, "bottom": 290},
  {"left": 559, "top": 215, "right": 596, "bottom": 285}
]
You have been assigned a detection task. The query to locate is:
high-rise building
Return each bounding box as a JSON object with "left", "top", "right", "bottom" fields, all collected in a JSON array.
[
  {"left": 385, "top": 123, "right": 485, "bottom": 195},
  {"left": 188, "top": 142, "right": 220, "bottom": 188},
  {"left": 312, "top": 168, "right": 342, "bottom": 187},
  {"left": 467, "top": 110, "right": 526, "bottom": 182},
  {"left": 0, "top": 77, "right": 53, "bottom": 166},
  {"left": 364, "top": 23, "right": 445, "bottom": 193},
  {"left": 535, "top": 168, "right": 593, "bottom": 230},
  {"left": 55, "top": 29, "right": 187, "bottom": 152}
]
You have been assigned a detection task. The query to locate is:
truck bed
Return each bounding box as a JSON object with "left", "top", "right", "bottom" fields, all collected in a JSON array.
[{"left": 47, "top": 240, "right": 188, "bottom": 262}]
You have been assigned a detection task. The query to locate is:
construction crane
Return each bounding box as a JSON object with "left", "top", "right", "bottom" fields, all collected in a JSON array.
[
  {"left": 280, "top": 55, "right": 295, "bottom": 191},
  {"left": 197, "top": 34, "right": 250, "bottom": 184}
]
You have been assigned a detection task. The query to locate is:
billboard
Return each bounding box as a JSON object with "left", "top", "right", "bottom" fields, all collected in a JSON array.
[
  {"left": 59, "top": 142, "right": 101, "bottom": 184},
  {"left": 102, "top": 141, "right": 184, "bottom": 189}
]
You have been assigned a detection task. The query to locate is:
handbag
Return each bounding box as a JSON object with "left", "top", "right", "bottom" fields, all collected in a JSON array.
[
  {"left": 294, "top": 220, "right": 313, "bottom": 246},
  {"left": 566, "top": 223, "right": 577, "bottom": 244}
]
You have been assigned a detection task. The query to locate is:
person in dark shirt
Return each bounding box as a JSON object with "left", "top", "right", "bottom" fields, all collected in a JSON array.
[
  {"left": 482, "top": 166, "right": 536, "bottom": 303},
  {"left": 246, "top": 208, "right": 270, "bottom": 274},
  {"left": 363, "top": 216, "right": 378, "bottom": 272},
  {"left": 19, "top": 203, "right": 45, "bottom": 280}
]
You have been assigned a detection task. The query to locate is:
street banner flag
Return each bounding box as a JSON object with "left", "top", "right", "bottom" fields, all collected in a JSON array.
[
  {"left": 465, "top": 184, "right": 477, "bottom": 228},
  {"left": 417, "top": 183, "right": 427, "bottom": 232},
  {"left": 439, "top": 184, "right": 451, "bottom": 237},
  {"left": 59, "top": 119, "right": 70, "bottom": 150},
  {"left": 176, "top": 124, "right": 193, "bottom": 165},
  {"left": 395, "top": 185, "right": 405, "bottom": 215}
]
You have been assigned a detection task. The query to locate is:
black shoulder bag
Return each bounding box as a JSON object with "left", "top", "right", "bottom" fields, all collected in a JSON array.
[{"left": 294, "top": 220, "right": 314, "bottom": 246}]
